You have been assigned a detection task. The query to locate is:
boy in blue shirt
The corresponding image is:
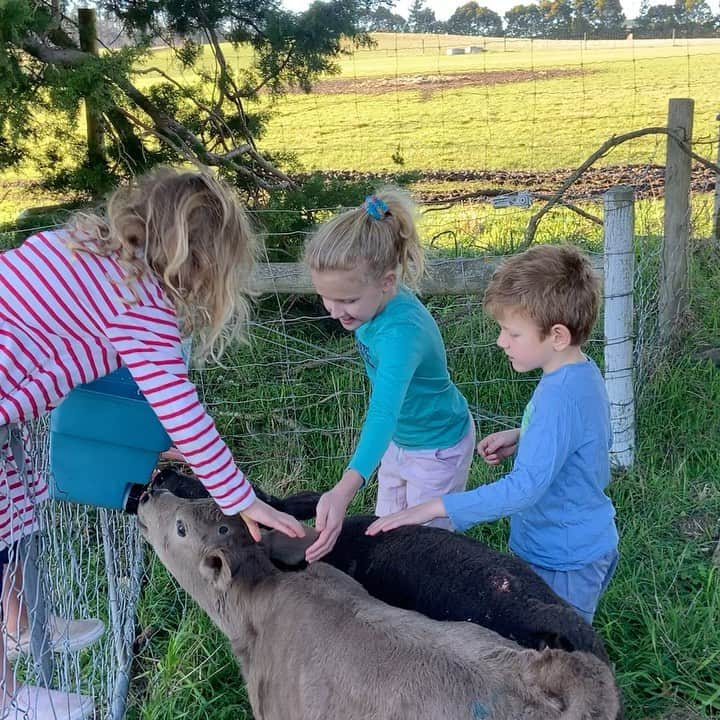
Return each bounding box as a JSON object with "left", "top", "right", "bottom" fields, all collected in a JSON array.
[{"left": 368, "top": 244, "right": 619, "bottom": 624}]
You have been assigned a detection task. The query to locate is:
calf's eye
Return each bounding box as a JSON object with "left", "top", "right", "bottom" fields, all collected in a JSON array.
[
  {"left": 218, "top": 525, "right": 229, "bottom": 535},
  {"left": 176, "top": 519, "right": 187, "bottom": 537}
]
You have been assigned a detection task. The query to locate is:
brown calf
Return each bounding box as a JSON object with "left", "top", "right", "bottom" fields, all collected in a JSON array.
[{"left": 137, "top": 487, "right": 621, "bottom": 720}]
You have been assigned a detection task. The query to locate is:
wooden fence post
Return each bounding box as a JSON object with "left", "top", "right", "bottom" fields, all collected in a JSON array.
[
  {"left": 603, "top": 185, "right": 635, "bottom": 470},
  {"left": 658, "top": 98, "right": 694, "bottom": 347},
  {"left": 78, "top": 8, "right": 104, "bottom": 165}
]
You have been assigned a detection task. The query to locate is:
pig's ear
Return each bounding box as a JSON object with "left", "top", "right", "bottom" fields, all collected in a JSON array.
[{"left": 262, "top": 527, "right": 318, "bottom": 569}]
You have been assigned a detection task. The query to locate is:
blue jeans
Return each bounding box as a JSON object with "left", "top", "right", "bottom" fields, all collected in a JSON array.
[{"left": 527, "top": 548, "right": 619, "bottom": 625}]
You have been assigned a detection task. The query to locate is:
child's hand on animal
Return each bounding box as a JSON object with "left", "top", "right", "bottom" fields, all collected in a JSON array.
[
  {"left": 365, "top": 498, "right": 446, "bottom": 535},
  {"left": 160, "top": 446, "right": 186, "bottom": 463},
  {"left": 239, "top": 498, "right": 305, "bottom": 542},
  {"left": 305, "top": 470, "right": 361, "bottom": 563},
  {"left": 477, "top": 428, "right": 521, "bottom": 466}
]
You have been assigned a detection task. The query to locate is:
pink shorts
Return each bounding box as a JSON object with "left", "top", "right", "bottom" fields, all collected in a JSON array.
[{"left": 375, "top": 415, "right": 475, "bottom": 531}]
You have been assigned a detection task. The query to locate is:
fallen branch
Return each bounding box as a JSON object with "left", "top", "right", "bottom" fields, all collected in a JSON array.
[{"left": 523, "top": 126, "right": 720, "bottom": 249}]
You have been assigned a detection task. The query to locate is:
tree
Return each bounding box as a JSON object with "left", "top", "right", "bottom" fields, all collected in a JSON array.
[
  {"left": 447, "top": 3, "right": 503, "bottom": 35},
  {"left": 538, "top": 0, "right": 574, "bottom": 37},
  {"left": 676, "top": 0, "right": 715, "bottom": 34},
  {"left": 356, "top": 0, "right": 397, "bottom": 30},
  {"left": 635, "top": 2, "right": 680, "bottom": 36},
  {"left": 0, "top": 0, "right": 370, "bottom": 193},
  {"left": 595, "top": 0, "right": 626, "bottom": 36},
  {"left": 474, "top": 7, "right": 504, "bottom": 34},
  {"left": 505, "top": 4, "right": 546, "bottom": 36},
  {"left": 407, "top": 0, "right": 438, "bottom": 32},
  {"left": 366, "top": 6, "right": 407, "bottom": 31},
  {"left": 572, "top": 0, "right": 600, "bottom": 35}
]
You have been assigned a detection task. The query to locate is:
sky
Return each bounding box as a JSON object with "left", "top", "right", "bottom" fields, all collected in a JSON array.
[{"left": 281, "top": 0, "right": 720, "bottom": 21}]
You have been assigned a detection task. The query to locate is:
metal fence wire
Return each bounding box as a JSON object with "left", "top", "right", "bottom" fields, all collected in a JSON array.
[{"left": 1, "top": 188, "right": 668, "bottom": 718}]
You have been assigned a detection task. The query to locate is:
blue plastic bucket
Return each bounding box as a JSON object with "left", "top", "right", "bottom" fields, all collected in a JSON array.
[{"left": 49, "top": 368, "right": 172, "bottom": 510}]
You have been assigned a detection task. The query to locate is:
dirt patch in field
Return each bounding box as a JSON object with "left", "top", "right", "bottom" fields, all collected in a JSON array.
[
  {"left": 295, "top": 68, "right": 587, "bottom": 96},
  {"left": 296, "top": 165, "right": 717, "bottom": 203}
]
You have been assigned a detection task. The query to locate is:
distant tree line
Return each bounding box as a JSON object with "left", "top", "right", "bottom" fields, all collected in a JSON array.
[{"left": 361, "top": 0, "right": 720, "bottom": 38}]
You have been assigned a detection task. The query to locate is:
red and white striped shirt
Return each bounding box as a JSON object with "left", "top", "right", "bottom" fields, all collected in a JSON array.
[{"left": 0, "top": 230, "right": 255, "bottom": 515}]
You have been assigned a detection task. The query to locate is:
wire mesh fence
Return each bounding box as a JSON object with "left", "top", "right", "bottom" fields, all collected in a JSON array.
[
  {"left": 0, "top": 176, "right": 678, "bottom": 717},
  {"left": 255, "top": 34, "right": 720, "bottom": 174},
  {"left": 0, "top": 416, "right": 144, "bottom": 720}
]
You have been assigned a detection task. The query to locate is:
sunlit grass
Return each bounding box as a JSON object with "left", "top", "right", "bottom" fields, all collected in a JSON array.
[
  {"left": 134, "top": 34, "right": 720, "bottom": 172},
  {"left": 2, "top": 35, "right": 719, "bottom": 185}
]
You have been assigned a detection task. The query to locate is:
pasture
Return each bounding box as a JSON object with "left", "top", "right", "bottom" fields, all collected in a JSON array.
[
  {"left": 133, "top": 34, "right": 720, "bottom": 173},
  {"left": 1, "top": 32, "right": 719, "bottom": 720}
]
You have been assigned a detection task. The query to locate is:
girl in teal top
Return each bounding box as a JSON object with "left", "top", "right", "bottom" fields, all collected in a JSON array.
[{"left": 303, "top": 187, "right": 474, "bottom": 562}]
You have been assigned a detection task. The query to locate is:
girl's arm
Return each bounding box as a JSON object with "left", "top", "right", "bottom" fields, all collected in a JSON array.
[
  {"left": 305, "top": 328, "right": 422, "bottom": 562},
  {"left": 304, "top": 468, "right": 363, "bottom": 563},
  {"left": 106, "top": 305, "right": 301, "bottom": 532},
  {"left": 346, "top": 328, "right": 423, "bottom": 481}
]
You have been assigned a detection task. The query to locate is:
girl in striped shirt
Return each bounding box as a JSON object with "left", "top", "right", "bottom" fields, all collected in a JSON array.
[{"left": 0, "top": 167, "right": 303, "bottom": 719}]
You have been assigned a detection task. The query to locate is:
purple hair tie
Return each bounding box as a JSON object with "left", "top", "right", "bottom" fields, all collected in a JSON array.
[{"left": 363, "top": 195, "right": 390, "bottom": 220}]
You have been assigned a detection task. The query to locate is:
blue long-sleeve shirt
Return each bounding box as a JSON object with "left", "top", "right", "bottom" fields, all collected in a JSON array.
[
  {"left": 348, "top": 287, "right": 469, "bottom": 481},
  {"left": 443, "top": 359, "right": 618, "bottom": 570}
]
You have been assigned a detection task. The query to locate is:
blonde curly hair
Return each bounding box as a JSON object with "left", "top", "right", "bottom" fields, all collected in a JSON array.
[{"left": 68, "top": 166, "right": 258, "bottom": 363}]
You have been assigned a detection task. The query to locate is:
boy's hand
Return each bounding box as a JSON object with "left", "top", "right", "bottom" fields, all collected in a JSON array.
[
  {"left": 365, "top": 498, "right": 446, "bottom": 535},
  {"left": 239, "top": 498, "right": 305, "bottom": 543},
  {"left": 305, "top": 470, "right": 362, "bottom": 563},
  {"left": 477, "top": 428, "right": 521, "bottom": 465}
]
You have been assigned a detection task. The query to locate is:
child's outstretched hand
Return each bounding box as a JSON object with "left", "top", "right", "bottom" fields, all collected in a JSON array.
[
  {"left": 304, "top": 485, "right": 353, "bottom": 563},
  {"left": 365, "top": 498, "right": 446, "bottom": 535},
  {"left": 239, "top": 498, "right": 305, "bottom": 542},
  {"left": 477, "top": 428, "right": 520, "bottom": 466}
]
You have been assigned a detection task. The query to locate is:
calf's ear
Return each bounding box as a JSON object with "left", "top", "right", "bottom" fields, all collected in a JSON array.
[
  {"left": 263, "top": 527, "right": 318, "bottom": 568},
  {"left": 200, "top": 547, "right": 242, "bottom": 591},
  {"left": 520, "top": 648, "right": 623, "bottom": 717},
  {"left": 276, "top": 491, "right": 322, "bottom": 521}
]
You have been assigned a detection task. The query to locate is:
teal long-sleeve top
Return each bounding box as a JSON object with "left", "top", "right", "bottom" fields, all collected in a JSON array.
[
  {"left": 443, "top": 359, "right": 618, "bottom": 570},
  {"left": 348, "top": 286, "right": 470, "bottom": 482}
]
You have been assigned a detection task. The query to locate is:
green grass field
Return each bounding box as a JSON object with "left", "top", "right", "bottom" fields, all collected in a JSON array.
[
  {"left": 259, "top": 36, "right": 720, "bottom": 172},
  {"left": 1, "top": 33, "right": 719, "bottom": 193},
  {"left": 128, "top": 33, "right": 720, "bottom": 173}
]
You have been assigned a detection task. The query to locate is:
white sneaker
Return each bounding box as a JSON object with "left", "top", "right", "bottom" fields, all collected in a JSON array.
[
  {"left": 1, "top": 684, "right": 94, "bottom": 720},
  {"left": 6, "top": 617, "right": 105, "bottom": 661}
]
